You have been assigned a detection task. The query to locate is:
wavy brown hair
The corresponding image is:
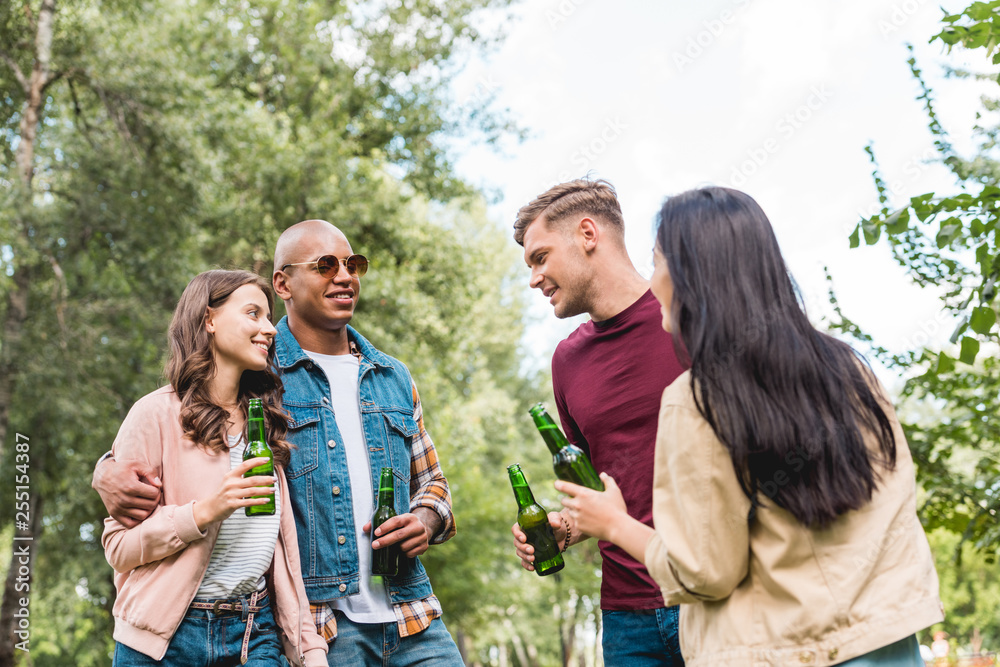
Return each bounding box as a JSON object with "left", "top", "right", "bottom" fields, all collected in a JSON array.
[{"left": 166, "top": 270, "right": 291, "bottom": 466}]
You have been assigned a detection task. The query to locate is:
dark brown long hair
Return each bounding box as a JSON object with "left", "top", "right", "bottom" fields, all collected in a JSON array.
[
  {"left": 656, "top": 187, "right": 896, "bottom": 528},
  {"left": 166, "top": 270, "right": 291, "bottom": 466}
]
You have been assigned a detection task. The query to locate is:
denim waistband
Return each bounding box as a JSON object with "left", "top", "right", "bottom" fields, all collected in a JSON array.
[
  {"left": 187, "top": 589, "right": 269, "bottom": 618},
  {"left": 186, "top": 589, "right": 269, "bottom": 662}
]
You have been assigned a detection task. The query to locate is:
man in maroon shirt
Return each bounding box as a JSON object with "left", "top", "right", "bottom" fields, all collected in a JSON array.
[{"left": 511, "top": 179, "right": 686, "bottom": 666}]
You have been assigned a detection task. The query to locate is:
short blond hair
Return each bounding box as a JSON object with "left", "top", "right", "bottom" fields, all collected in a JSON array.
[{"left": 513, "top": 179, "right": 624, "bottom": 246}]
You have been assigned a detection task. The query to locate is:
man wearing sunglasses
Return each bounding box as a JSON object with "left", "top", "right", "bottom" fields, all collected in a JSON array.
[
  {"left": 270, "top": 219, "right": 462, "bottom": 665},
  {"left": 93, "top": 219, "right": 464, "bottom": 666}
]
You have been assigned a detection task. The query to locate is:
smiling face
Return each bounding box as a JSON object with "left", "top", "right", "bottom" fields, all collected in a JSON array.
[
  {"left": 273, "top": 221, "right": 361, "bottom": 351},
  {"left": 205, "top": 283, "right": 276, "bottom": 374},
  {"left": 522, "top": 215, "right": 594, "bottom": 319}
]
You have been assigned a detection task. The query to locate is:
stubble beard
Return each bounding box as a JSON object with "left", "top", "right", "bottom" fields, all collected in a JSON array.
[{"left": 552, "top": 276, "right": 594, "bottom": 320}]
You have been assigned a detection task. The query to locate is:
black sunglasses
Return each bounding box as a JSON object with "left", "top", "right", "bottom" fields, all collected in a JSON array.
[{"left": 281, "top": 254, "right": 369, "bottom": 278}]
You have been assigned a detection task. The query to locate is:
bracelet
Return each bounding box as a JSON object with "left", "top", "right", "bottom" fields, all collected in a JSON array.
[{"left": 560, "top": 514, "right": 572, "bottom": 552}]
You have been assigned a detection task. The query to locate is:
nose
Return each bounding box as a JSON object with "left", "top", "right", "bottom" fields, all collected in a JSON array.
[
  {"left": 330, "top": 260, "right": 353, "bottom": 283},
  {"left": 260, "top": 317, "right": 277, "bottom": 338},
  {"left": 529, "top": 267, "right": 544, "bottom": 290}
]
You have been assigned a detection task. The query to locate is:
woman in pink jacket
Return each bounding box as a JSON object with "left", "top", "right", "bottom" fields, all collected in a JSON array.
[{"left": 102, "top": 270, "right": 327, "bottom": 666}]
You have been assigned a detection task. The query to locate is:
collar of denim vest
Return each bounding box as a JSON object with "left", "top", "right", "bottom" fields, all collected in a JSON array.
[{"left": 273, "top": 316, "right": 396, "bottom": 371}]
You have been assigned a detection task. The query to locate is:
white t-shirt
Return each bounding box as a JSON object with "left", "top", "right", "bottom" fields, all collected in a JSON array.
[
  {"left": 195, "top": 435, "right": 279, "bottom": 599},
  {"left": 306, "top": 350, "right": 395, "bottom": 624}
]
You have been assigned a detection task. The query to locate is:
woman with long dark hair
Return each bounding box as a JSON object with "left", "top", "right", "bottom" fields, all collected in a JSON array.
[
  {"left": 103, "top": 270, "right": 326, "bottom": 666},
  {"left": 559, "top": 188, "right": 942, "bottom": 666}
]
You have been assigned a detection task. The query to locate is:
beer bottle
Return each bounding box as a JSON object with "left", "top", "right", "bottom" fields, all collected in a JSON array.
[
  {"left": 243, "top": 398, "right": 276, "bottom": 516},
  {"left": 507, "top": 463, "right": 564, "bottom": 577},
  {"left": 371, "top": 467, "right": 400, "bottom": 577},
  {"left": 529, "top": 403, "right": 605, "bottom": 491}
]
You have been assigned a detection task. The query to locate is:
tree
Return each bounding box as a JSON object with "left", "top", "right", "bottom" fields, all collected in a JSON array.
[
  {"left": 1, "top": 0, "right": 215, "bottom": 661},
  {"left": 0, "top": 0, "right": 561, "bottom": 664},
  {"left": 841, "top": 0, "right": 1000, "bottom": 556},
  {"left": 926, "top": 527, "right": 1000, "bottom": 653}
]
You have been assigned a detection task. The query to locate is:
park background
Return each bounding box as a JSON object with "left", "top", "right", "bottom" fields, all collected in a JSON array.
[{"left": 1, "top": 0, "right": 999, "bottom": 664}]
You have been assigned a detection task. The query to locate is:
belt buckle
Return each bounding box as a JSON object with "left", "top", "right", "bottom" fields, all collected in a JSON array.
[{"left": 211, "top": 599, "right": 227, "bottom": 614}]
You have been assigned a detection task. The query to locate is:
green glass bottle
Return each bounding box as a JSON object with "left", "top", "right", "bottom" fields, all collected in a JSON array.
[
  {"left": 529, "top": 403, "right": 605, "bottom": 491},
  {"left": 371, "top": 467, "right": 400, "bottom": 577},
  {"left": 507, "top": 463, "right": 564, "bottom": 577},
  {"left": 243, "top": 398, "right": 275, "bottom": 516}
]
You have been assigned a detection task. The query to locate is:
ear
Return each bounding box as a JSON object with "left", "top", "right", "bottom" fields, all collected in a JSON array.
[
  {"left": 204, "top": 307, "right": 217, "bottom": 334},
  {"left": 273, "top": 271, "right": 292, "bottom": 302},
  {"left": 578, "top": 216, "right": 600, "bottom": 253}
]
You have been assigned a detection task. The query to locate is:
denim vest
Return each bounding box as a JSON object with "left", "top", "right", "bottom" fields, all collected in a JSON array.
[{"left": 274, "top": 317, "right": 434, "bottom": 604}]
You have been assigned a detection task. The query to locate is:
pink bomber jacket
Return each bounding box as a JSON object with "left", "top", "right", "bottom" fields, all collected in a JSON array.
[{"left": 101, "top": 386, "right": 327, "bottom": 666}]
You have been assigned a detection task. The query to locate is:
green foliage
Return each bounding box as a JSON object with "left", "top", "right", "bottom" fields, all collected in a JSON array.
[
  {"left": 926, "top": 528, "right": 1000, "bottom": 650},
  {"left": 938, "top": 1, "right": 1000, "bottom": 68},
  {"left": 836, "top": 1, "right": 1000, "bottom": 557},
  {"left": 0, "top": 0, "right": 603, "bottom": 664}
]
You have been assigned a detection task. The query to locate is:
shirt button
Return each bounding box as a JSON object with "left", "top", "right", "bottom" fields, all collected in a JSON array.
[
  {"left": 332, "top": 486, "right": 341, "bottom": 495},
  {"left": 327, "top": 440, "right": 336, "bottom": 448},
  {"left": 338, "top": 535, "right": 346, "bottom": 545},
  {"left": 799, "top": 653, "right": 814, "bottom": 664},
  {"left": 828, "top": 649, "right": 838, "bottom": 661},
  {"left": 322, "top": 397, "right": 330, "bottom": 405},
  {"left": 338, "top": 584, "right": 346, "bottom": 592}
]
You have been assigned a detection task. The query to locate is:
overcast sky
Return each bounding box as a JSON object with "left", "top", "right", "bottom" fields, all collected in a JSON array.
[{"left": 447, "top": 0, "right": 987, "bottom": 385}]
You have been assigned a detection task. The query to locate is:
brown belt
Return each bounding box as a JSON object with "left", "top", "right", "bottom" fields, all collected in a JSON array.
[
  {"left": 190, "top": 589, "right": 267, "bottom": 614},
  {"left": 189, "top": 589, "right": 265, "bottom": 664}
]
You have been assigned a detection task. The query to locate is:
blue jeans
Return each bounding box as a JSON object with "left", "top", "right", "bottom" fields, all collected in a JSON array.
[
  {"left": 325, "top": 611, "right": 464, "bottom": 666},
  {"left": 602, "top": 606, "right": 685, "bottom": 666},
  {"left": 113, "top": 595, "right": 287, "bottom": 666},
  {"left": 834, "top": 635, "right": 924, "bottom": 666}
]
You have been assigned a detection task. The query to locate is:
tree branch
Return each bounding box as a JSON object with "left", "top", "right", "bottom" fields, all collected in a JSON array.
[
  {"left": 41, "top": 68, "right": 68, "bottom": 93},
  {"left": 0, "top": 51, "right": 29, "bottom": 94}
]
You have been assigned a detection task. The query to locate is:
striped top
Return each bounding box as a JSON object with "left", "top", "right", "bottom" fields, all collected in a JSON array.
[{"left": 195, "top": 435, "right": 280, "bottom": 599}]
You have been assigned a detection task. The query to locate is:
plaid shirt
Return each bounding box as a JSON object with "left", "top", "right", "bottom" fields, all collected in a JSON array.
[{"left": 311, "top": 380, "right": 456, "bottom": 640}]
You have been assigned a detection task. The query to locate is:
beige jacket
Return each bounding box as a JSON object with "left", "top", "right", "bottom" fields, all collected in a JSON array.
[
  {"left": 102, "top": 386, "right": 327, "bottom": 666},
  {"left": 645, "top": 371, "right": 943, "bottom": 667}
]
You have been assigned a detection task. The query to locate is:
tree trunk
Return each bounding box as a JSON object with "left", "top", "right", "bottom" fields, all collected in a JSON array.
[
  {"left": 594, "top": 609, "right": 602, "bottom": 666},
  {"left": 0, "top": 492, "right": 43, "bottom": 667},
  {"left": 0, "top": 0, "right": 56, "bottom": 461},
  {"left": 526, "top": 643, "right": 539, "bottom": 667},
  {"left": 455, "top": 628, "right": 471, "bottom": 666},
  {"left": 15, "top": 0, "right": 56, "bottom": 189},
  {"left": 560, "top": 594, "right": 584, "bottom": 667},
  {"left": 0, "top": 269, "right": 30, "bottom": 463},
  {"left": 502, "top": 618, "right": 532, "bottom": 667},
  {"left": 0, "top": 3, "right": 57, "bottom": 665}
]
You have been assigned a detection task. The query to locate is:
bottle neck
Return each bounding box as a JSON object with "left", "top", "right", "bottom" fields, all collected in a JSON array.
[
  {"left": 248, "top": 402, "right": 266, "bottom": 443},
  {"left": 536, "top": 423, "right": 568, "bottom": 455},
  {"left": 377, "top": 487, "right": 395, "bottom": 506},
  {"left": 508, "top": 469, "right": 536, "bottom": 509},
  {"left": 377, "top": 471, "right": 395, "bottom": 506}
]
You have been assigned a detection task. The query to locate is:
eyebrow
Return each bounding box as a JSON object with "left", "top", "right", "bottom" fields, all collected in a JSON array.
[
  {"left": 244, "top": 302, "right": 270, "bottom": 314},
  {"left": 526, "top": 247, "right": 547, "bottom": 266}
]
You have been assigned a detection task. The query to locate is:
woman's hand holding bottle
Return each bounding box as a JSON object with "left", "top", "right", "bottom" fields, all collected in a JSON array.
[{"left": 192, "top": 457, "right": 274, "bottom": 530}]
